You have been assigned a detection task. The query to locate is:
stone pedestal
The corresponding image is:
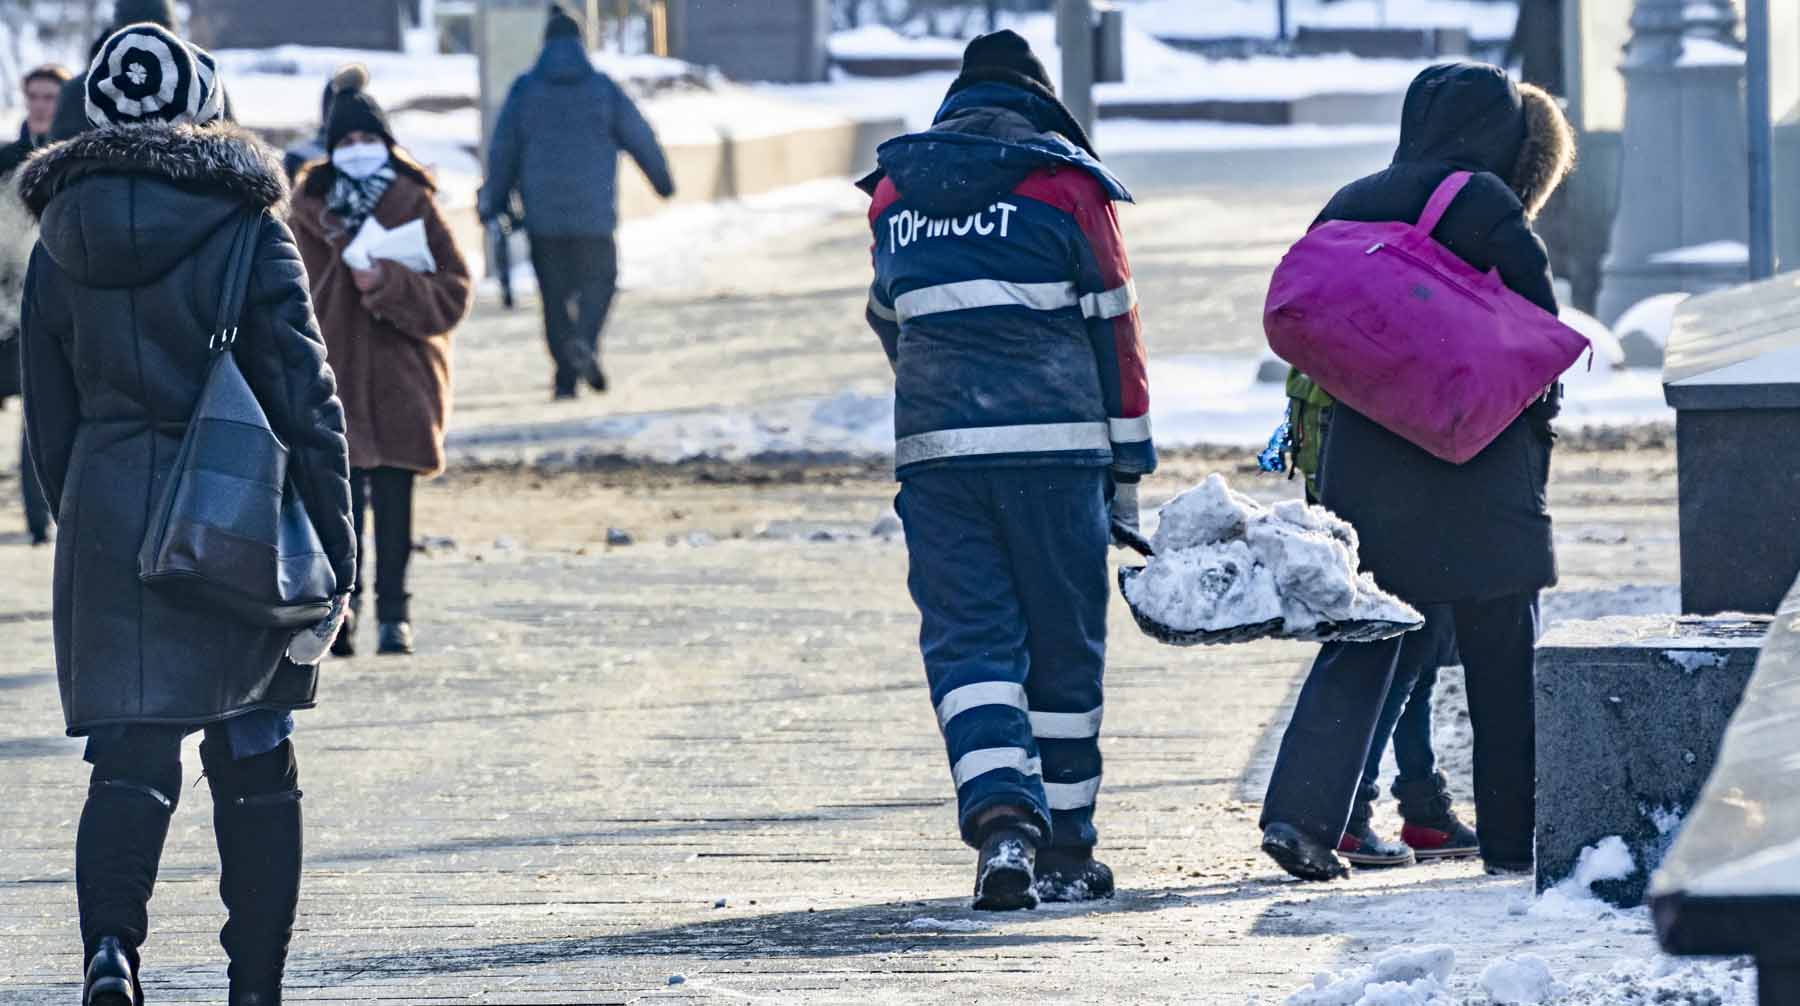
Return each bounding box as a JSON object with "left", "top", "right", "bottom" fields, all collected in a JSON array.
[
  {"left": 1535, "top": 614, "right": 1767, "bottom": 905},
  {"left": 1663, "top": 274, "right": 1800, "bottom": 614}
]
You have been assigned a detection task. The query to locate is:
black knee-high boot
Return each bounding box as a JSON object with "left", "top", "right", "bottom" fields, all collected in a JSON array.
[
  {"left": 77, "top": 776, "right": 177, "bottom": 1006},
  {"left": 201, "top": 738, "right": 303, "bottom": 1006}
]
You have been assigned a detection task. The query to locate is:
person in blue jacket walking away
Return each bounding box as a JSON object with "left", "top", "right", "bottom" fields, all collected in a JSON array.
[
  {"left": 860, "top": 30, "right": 1155, "bottom": 911},
  {"left": 480, "top": 3, "right": 675, "bottom": 400}
]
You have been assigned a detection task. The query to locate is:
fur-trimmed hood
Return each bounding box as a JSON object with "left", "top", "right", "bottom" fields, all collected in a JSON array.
[
  {"left": 1393, "top": 63, "right": 1575, "bottom": 221},
  {"left": 1511, "top": 82, "right": 1576, "bottom": 220},
  {"left": 18, "top": 123, "right": 288, "bottom": 289}
]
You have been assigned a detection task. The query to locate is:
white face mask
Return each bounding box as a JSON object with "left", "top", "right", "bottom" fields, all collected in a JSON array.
[{"left": 331, "top": 142, "right": 389, "bottom": 180}]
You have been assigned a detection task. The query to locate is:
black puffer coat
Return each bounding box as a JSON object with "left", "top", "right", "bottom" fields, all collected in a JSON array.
[
  {"left": 1314, "top": 63, "right": 1575, "bottom": 604},
  {"left": 18, "top": 123, "right": 356, "bottom": 735}
]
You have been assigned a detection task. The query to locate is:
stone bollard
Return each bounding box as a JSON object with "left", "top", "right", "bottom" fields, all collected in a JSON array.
[{"left": 1535, "top": 613, "right": 1768, "bottom": 906}]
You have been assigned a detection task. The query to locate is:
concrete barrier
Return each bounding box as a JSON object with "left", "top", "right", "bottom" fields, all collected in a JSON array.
[
  {"left": 617, "top": 116, "right": 900, "bottom": 220},
  {"left": 1534, "top": 613, "right": 1770, "bottom": 906}
]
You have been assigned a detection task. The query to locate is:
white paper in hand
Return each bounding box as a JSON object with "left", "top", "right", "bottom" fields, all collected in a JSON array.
[{"left": 342, "top": 217, "right": 437, "bottom": 274}]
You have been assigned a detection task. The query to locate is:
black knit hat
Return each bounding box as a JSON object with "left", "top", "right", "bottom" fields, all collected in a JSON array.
[
  {"left": 325, "top": 88, "right": 394, "bottom": 151},
  {"left": 942, "top": 29, "right": 1099, "bottom": 160},
  {"left": 113, "top": 0, "right": 176, "bottom": 29},
  {"left": 86, "top": 23, "right": 222, "bottom": 128},
  {"left": 955, "top": 30, "right": 1055, "bottom": 98},
  {"left": 546, "top": 3, "right": 581, "bottom": 41}
]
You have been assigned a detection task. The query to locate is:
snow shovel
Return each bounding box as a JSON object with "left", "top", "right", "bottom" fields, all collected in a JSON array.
[{"left": 1112, "top": 520, "right": 1424, "bottom": 647}]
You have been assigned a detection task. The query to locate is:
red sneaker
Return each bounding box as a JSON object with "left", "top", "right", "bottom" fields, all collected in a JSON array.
[
  {"left": 1337, "top": 823, "right": 1416, "bottom": 867},
  {"left": 1400, "top": 818, "right": 1480, "bottom": 861}
]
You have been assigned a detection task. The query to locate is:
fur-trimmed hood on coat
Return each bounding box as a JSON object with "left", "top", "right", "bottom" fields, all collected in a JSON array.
[
  {"left": 1511, "top": 82, "right": 1576, "bottom": 220},
  {"left": 17, "top": 123, "right": 289, "bottom": 289},
  {"left": 1394, "top": 63, "right": 1575, "bottom": 220}
]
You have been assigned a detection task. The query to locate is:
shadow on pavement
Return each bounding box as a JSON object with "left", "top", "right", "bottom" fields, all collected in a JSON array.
[{"left": 317, "top": 879, "right": 1278, "bottom": 977}]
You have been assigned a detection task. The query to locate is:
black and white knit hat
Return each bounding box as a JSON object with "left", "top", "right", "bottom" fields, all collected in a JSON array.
[{"left": 85, "top": 23, "right": 222, "bottom": 129}]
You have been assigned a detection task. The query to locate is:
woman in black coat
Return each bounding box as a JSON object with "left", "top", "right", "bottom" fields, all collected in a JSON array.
[
  {"left": 1258, "top": 62, "right": 1576, "bottom": 881},
  {"left": 19, "top": 25, "right": 355, "bottom": 1004}
]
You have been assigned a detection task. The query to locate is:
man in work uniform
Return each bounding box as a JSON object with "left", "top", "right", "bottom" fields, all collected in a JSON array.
[{"left": 860, "top": 30, "right": 1154, "bottom": 910}]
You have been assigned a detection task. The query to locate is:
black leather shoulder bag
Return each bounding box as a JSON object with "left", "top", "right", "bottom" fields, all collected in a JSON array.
[{"left": 138, "top": 211, "right": 338, "bottom": 629}]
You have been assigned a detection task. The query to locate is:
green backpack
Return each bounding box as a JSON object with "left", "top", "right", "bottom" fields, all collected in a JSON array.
[{"left": 1285, "top": 369, "right": 1336, "bottom": 503}]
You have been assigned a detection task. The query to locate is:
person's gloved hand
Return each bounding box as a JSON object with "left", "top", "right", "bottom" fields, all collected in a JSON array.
[
  {"left": 287, "top": 593, "right": 351, "bottom": 666},
  {"left": 1110, "top": 475, "right": 1141, "bottom": 539}
]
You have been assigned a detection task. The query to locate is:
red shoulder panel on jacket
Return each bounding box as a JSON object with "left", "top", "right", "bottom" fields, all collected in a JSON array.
[
  {"left": 1010, "top": 167, "right": 1104, "bottom": 216},
  {"left": 868, "top": 177, "right": 901, "bottom": 223}
]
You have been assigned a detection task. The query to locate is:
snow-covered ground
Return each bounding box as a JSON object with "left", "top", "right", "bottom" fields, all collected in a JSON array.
[
  {"left": 784, "top": 13, "right": 1432, "bottom": 142},
  {"left": 1122, "top": 0, "right": 1522, "bottom": 41}
]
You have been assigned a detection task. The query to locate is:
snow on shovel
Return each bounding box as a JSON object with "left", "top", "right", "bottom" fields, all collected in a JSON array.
[{"left": 1113, "top": 475, "right": 1424, "bottom": 648}]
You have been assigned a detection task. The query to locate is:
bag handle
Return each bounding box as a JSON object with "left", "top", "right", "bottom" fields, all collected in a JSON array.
[
  {"left": 209, "top": 211, "right": 265, "bottom": 354},
  {"left": 1413, "top": 170, "right": 1473, "bottom": 236}
]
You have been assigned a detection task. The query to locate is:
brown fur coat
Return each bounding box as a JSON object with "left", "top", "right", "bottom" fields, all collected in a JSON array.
[{"left": 289, "top": 161, "right": 471, "bottom": 476}]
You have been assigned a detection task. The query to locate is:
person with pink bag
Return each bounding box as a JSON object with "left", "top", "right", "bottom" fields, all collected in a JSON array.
[{"left": 1258, "top": 63, "right": 1576, "bottom": 882}]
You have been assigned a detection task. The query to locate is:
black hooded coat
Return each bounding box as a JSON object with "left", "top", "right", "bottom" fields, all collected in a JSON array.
[
  {"left": 17, "top": 123, "right": 356, "bottom": 734},
  {"left": 1313, "top": 63, "right": 1563, "bottom": 605}
]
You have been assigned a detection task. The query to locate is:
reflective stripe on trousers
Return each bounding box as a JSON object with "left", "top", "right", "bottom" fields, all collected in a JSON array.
[{"left": 897, "top": 465, "right": 1110, "bottom": 850}]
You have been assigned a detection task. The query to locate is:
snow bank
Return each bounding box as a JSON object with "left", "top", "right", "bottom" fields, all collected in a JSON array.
[
  {"left": 1530, "top": 836, "right": 1636, "bottom": 922},
  {"left": 1286, "top": 946, "right": 1456, "bottom": 1006},
  {"left": 1123, "top": 0, "right": 1521, "bottom": 41},
  {"left": 791, "top": 14, "right": 1430, "bottom": 136},
  {"left": 830, "top": 25, "right": 965, "bottom": 60},
  {"left": 1127, "top": 474, "right": 1418, "bottom": 633}
]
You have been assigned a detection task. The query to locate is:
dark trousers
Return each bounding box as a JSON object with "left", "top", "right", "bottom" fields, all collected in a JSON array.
[
  {"left": 896, "top": 466, "right": 1110, "bottom": 851},
  {"left": 1359, "top": 604, "right": 1457, "bottom": 789},
  {"left": 21, "top": 425, "right": 48, "bottom": 539},
  {"left": 1261, "top": 592, "right": 1540, "bottom": 865},
  {"left": 350, "top": 467, "right": 415, "bottom": 623},
  {"left": 529, "top": 234, "right": 618, "bottom": 395}
]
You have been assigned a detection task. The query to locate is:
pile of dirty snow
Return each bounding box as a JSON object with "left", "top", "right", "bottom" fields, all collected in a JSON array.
[{"left": 1124, "top": 474, "right": 1419, "bottom": 636}]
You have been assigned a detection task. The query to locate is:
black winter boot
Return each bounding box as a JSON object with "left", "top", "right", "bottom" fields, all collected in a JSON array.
[
  {"left": 1394, "top": 772, "right": 1480, "bottom": 861},
  {"left": 203, "top": 738, "right": 304, "bottom": 1006},
  {"left": 1262, "top": 821, "right": 1350, "bottom": 881},
  {"left": 83, "top": 936, "right": 139, "bottom": 1006},
  {"left": 1337, "top": 782, "right": 1415, "bottom": 867},
  {"left": 1034, "top": 847, "right": 1115, "bottom": 902},
  {"left": 377, "top": 620, "right": 414, "bottom": 656},
  {"left": 972, "top": 817, "right": 1041, "bottom": 911},
  {"left": 77, "top": 779, "right": 176, "bottom": 1006}
]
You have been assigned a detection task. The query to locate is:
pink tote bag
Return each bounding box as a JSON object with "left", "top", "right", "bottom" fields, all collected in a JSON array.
[{"left": 1263, "top": 171, "right": 1588, "bottom": 464}]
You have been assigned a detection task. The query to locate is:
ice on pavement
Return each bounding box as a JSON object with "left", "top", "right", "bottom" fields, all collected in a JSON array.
[
  {"left": 1285, "top": 946, "right": 1456, "bottom": 1006},
  {"left": 1128, "top": 475, "right": 1416, "bottom": 633},
  {"left": 1479, "top": 955, "right": 1557, "bottom": 1004}
]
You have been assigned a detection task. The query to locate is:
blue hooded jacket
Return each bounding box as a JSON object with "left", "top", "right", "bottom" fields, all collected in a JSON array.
[
  {"left": 863, "top": 83, "right": 1155, "bottom": 480},
  {"left": 480, "top": 36, "right": 674, "bottom": 237}
]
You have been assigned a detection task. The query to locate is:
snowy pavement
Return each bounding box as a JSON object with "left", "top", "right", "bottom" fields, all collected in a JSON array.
[
  {"left": 0, "top": 97, "right": 1736, "bottom": 1005},
  {"left": 0, "top": 441, "right": 1734, "bottom": 1004},
  {"left": 436, "top": 148, "right": 1672, "bottom": 471}
]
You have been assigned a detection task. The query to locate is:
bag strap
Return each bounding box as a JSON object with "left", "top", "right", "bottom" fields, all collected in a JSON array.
[
  {"left": 210, "top": 211, "right": 265, "bottom": 354},
  {"left": 1413, "top": 170, "right": 1473, "bottom": 236}
]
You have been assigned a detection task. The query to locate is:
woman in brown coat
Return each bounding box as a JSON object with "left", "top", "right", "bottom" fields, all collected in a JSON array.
[{"left": 290, "top": 88, "right": 472, "bottom": 656}]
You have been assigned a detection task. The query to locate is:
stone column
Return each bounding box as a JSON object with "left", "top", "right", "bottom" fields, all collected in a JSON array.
[
  {"left": 1057, "top": 0, "right": 1096, "bottom": 139},
  {"left": 1595, "top": 0, "right": 1751, "bottom": 323}
]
